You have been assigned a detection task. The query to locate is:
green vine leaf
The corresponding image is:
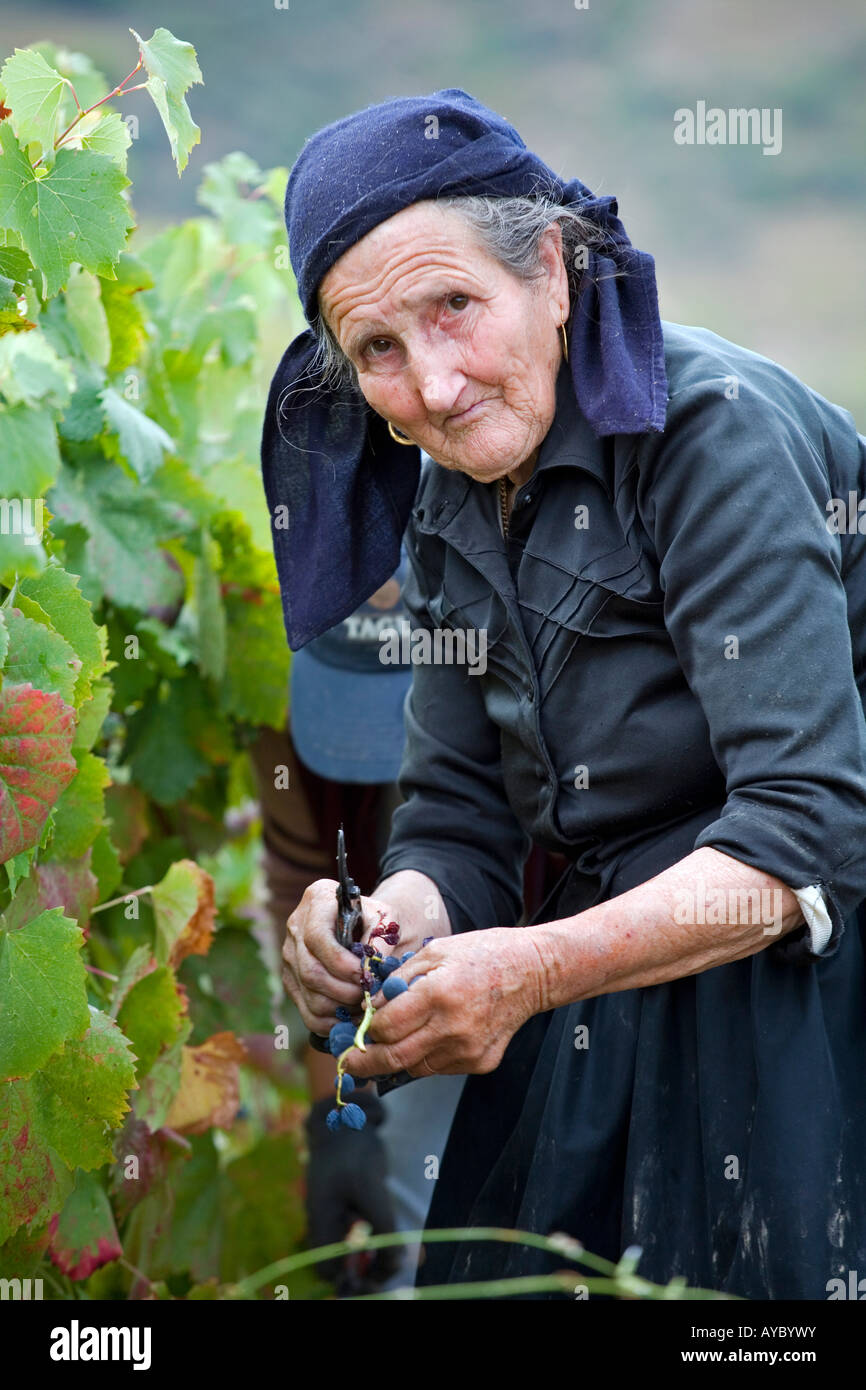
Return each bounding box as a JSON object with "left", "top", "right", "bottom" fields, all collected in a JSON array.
[
  {"left": 18, "top": 563, "right": 111, "bottom": 708},
  {"left": 0, "top": 907, "right": 90, "bottom": 1082},
  {"left": 129, "top": 27, "right": 202, "bottom": 175},
  {"left": 45, "top": 749, "right": 110, "bottom": 861},
  {"left": 0, "top": 124, "right": 134, "bottom": 297},
  {"left": 33, "top": 1008, "right": 138, "bottom": 1168},
  {"left": 2, "top": 606, "right": 79, "bottom": 706},
  {"left": 0, "top": 328, "right": 75, "bottom": 409},
  {"left": 0, "top": 402, "right": 62, "bottom": 496},
  {"left": 117, "top": 963, "right": 189, "bottom": 1080},
  {"left": 72, "top": 110, "right": 132, "bottom": 172},
  {"left": 0, "top": 49, "right": 68, "bottom": 154},
  {"left": 0, "top": 1007, "right": 138, "bottom": 1234},
  {"left": 64, "top": 264, "right": 111, "bottom": 367},
  {"left": 47, "top": 457, "right": 191, "bottom": 612},
  {"left": 100, "top": 385, "right": 175, "bottom": 483},
  {"left": 0, "top": 245, "right": 34, "bottom": 286}
]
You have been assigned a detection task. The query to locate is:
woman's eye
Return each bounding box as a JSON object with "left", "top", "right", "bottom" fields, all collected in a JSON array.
[
  {"left": 447, "top": 294, "right": 469, "bottom": 312},
  {"left": 366, "top": 338, "right": 393, "bottom": 356}
]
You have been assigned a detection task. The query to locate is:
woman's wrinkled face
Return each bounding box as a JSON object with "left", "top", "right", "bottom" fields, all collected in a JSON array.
[{"left": 318, "top": 202, "right": 569, "bottom": 483}]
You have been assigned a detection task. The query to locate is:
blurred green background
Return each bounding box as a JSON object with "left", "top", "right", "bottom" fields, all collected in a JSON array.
[{"left": 2, "top": 0, "right": 863, "bottom": 418}]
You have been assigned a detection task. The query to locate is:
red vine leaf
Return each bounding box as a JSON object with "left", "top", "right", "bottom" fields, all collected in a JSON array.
[
  {"left": 0, "top": 683, "right": 77, "bottom": 859},
  {"left": 3, "top": 852, "right": 99, "bottom": 933},
  {"left": 47, "top": 1171, "right": 122, "bottom": 1281}
]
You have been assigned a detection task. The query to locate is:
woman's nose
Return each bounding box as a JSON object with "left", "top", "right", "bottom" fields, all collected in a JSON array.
[{"left": 410, "top": 350, "right": 467, "bottom": 415}]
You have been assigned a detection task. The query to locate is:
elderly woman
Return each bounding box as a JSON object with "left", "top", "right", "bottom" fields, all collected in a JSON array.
[{"left": 262, "top": 89, "right": 866, "bottom": 1299}]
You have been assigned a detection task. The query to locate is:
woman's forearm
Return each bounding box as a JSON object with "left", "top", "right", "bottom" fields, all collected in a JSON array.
[
  {"left": 369, "top": 868, "right": 452, "bottom": 944},
  {"left": 520, "top": 846, "right": 805, "bottom": 1014}
]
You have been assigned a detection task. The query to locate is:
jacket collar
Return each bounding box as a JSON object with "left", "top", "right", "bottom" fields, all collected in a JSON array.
[{"left": 412, "top": 359, "right": 614, "bottom": 540}]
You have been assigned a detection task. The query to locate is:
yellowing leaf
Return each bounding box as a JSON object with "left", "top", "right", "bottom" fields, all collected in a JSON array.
[
  {"left": 151, "top": 858, "right": 216, "bottom": 967},
  {"left": 164, "top": 1031, "right": 246, "bottom": 1135}
]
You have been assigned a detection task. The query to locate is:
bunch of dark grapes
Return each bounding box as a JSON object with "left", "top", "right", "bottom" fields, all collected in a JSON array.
[{"left": 325, "top": 913, "right": 421, "bottom": 1132}]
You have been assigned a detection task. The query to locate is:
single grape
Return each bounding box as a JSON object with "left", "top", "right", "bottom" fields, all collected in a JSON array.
[
  {"left": 400, "top": 951, "right": 415, "bottom": 963},
  {"left": 421, "top": 936, "right": 434, "bottom": 947},
  {"left": 328, "top": 1023, "right": 356, "bottom": 1057},
  {"left": 382, "top": 975, "right": 409, "bottom": 1000},
  {"left": 326, "top": 1109, "right": 342, "bottom": 1133},
  {"left": 338, "top": 1073, "right": 356, "bottom": 1094},
  {"left": 335, "top": 1006, "right": 352, "bottom": 1023},
  {"left": 340, "top": 1103, "right": 367, "bottom": 1130},
  {"left": 350, "top": 943, "right": 365, "bottom": 959},
  {"left": 381, "top": 955, "right": 401, "bottom": 976}
]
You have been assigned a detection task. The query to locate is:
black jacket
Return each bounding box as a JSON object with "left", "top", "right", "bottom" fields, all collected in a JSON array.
[
  {"left": 375, "top": 321, "right": 866, "bottom": 1299},
  {"left": 379, "top": 320, "right": 866, "bottom": 961}
]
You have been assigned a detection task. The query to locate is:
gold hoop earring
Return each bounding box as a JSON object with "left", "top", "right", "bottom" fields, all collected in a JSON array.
[
  {"left": 560, "top": 314, "right": 569, "bottom": 364},
  {"left": 388, "top": 421, "right": 415, "bottom": 445}
]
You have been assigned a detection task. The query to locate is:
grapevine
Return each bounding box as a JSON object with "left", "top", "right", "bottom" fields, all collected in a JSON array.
[{"left": 0, "top": 25, "right": 306, "bottom": 1298}]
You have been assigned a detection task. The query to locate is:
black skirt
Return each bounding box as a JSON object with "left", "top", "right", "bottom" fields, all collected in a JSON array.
[{"left": 415, "top": 820, "right": 866, "bottom": 1299}]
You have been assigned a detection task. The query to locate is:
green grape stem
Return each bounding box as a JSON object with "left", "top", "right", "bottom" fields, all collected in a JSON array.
[{"left": 335, "top": 988, "right": 376, "bottom": 1106}]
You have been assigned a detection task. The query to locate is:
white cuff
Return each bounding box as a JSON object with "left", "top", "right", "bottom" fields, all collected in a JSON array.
[{"left": 790, "top": 883, "right": 833, "bottom": 956}]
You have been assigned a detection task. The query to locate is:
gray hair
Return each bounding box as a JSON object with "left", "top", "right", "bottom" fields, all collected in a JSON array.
[{"left": 309, "top": 193, "right": 623, "bottom": 392}]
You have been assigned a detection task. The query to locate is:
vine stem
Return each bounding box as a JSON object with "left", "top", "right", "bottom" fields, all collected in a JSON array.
[
  {"left": 91, "top": 884, "right": 153, "bottom": 915},
  {"left": 34, "top": 55, "right": 145, "bottom": 167},
  {"left": 229, "top": 1226, "right": 633, "bottom": 1299},
  {"left": 118, "top": 1255, "right": 156, "bottom": 1295},
  {"left": 227, "top": 1228, "right": 736, "bottom": 1301},
  {"left": 85, "top": 964, "right": 119, "bottom": 981},
  {"left": 355, "top": 1273, "right": 610, "bottom": 1301}
]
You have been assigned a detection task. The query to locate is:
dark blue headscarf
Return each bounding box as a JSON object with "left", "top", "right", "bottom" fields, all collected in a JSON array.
[{"left": 262, "top": 88, "right": 668, "bottom": 650}]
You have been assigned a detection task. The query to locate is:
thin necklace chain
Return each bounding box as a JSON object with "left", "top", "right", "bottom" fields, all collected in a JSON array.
[{"left": 498, "top": 476, "right": 511, "bottom": 538}]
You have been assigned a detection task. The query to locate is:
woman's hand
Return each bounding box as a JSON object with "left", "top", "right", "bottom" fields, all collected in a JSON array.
[
  {"left": 281, "top": 880, "right": 400, "bottom": 1035},
  {"left": 345, "top": 928, "right": 543, "bottom": 1078}
]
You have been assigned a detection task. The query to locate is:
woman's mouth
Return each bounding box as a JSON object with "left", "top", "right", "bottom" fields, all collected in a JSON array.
[{"left": 447, "top": 397, "right": 495, "bottom": 425}]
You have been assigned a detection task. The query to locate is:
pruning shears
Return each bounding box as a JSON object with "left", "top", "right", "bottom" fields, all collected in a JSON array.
[
  {"left": 305, "top": 828, "right": 417, "bottom": 1094},
  {"left": 308, "top": 825, "right": 363, "bottom": 1053},
  {"left": 335, "top": 823, "right": 364, "bottom": 950}
]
